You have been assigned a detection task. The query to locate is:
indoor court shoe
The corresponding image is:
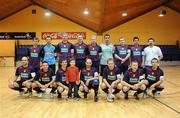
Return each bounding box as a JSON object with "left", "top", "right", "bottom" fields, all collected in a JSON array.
[
  {"left": 133, "top": 92, "right": 139, "bottom": 100},
  {"left": 17, "top": 90, "right": 25, "bottom": 97},
  {"left": 50, "top": 93, "right": 54, "bottom": 98},
  {"left": 94, "top": 96, "right": 98, "bottom": 102},
  {"left": 57, "top": 93, "right": 62, "bottom": 99},
  {"left": 124, "top": 93, "right": 128, "bottom": 100},
  {"left": 143, "top": 91, "right": 149, "bottom": 98},
  {"left": 38, "top": 92, "right": 43, "bottom": 98},
  {"left": 152, "top": 90, "right": 160, "bottom": 98},
  {"left": 28, "top": 92, "right": 32, "bottom": 97}
]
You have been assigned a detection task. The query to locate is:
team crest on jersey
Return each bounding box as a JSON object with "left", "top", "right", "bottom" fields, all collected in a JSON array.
[
  {"left": 64, "top": 45, "right": 66, "bottom": 47},
  {"left": 110, "top": 72, "right": 113, "bottom": 75},
  {"left": 92, "top": 48, "right": 94, "bottom": 50},
  {"left": 136, "top": 48, "right": 138, "bottom": 51},
  {"left": 45, "top": 74, "right": 47, "bottom": 76},
  {"left": 133, "top": 74, "right": 135, "bottom": 77},
  {"left": 33, "top": 49, "right": 36, "bottom": 52},
  {"left": 79, "top": 46, "right": 81, "bottom": 48},
  {"left": 152, "top": 72, "right": 154, "bottom": 75},
  {"left": 87, "top": 72, "right": 90, "bottom": 76},
  {"left": 122, "top": 48, "right": 124, "bottom": 50},
  {"left": 24, "top": 70, "right": 26, "bottom": 72}
]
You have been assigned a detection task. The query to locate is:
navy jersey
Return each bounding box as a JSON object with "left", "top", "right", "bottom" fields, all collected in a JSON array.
[
  {"left": 86, "top": 44, "right": 102, "bottom": 61},
  {"left": 115, "top": 45, "right": 130, "bottom": 66},
  {"left": 34, "top": 68, "right": 55, "bottom": 84},
  {"left": 74, "top": 42, "right": 87, "bottom": 60},
  {"left": 40, "top": 44, "right": 56, "bottom": 65},
  {"left": 55, "top": 68, "right": 67, "bottom": 85},
  {"left": 103, "top": 66, "right": 121, "bottom": 85},
  {"left": 123, "top": 69, "right": 144, "bottom": 85},
  {"left": 80, "top": 67, "right": 97, "bottom": 83},
  {"left": 57, "top": 42, "right": 74, "bottom": 62},
  {"left": 27, "top": 46, "right": 41, "bottom": 68},
  {"left": 15, "top": 66, "right": 33, "bottom": 81},
  {"left": 144, "top": 67, "right": 164, "bottom": 85},
  {"left": 130, "top": 46, "right": 144, "bottom": 66}
]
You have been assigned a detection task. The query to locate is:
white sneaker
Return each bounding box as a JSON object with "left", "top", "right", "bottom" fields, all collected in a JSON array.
[
  {"left": 107, "top": 93, "right": 115, "bottom": 102},
  {"left": 38, "top": 92, "right": 43, "bottom": 98},
  {"left": 28, "top": 92, "right": 32, "bottom": 97},
  {"left": 17, "top": 90, "right": 25, "bottom": 97},
  {"left": 50, "top": 93, "right": 54, "bottom": 98}
]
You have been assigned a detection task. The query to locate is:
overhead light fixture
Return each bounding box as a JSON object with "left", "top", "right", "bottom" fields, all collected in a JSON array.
[
  {"left": 159, "top": 10, "right": 166, "bottom": 17},
  {"left": 122, "top": 11, "right": 128, "bottom": 16},
  {"left": 83, "top": 8, "right": 89, "bottom": 15},
  {"left": 45, "top": 10, "right": 51, "bottom": 16}
]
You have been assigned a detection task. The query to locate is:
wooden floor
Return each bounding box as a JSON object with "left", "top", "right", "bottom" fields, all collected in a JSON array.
[{"left": 0, "top": 66, "right": 180, "bottom": 118}]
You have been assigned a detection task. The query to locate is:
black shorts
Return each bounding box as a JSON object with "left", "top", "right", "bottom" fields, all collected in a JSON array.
[
  {"left": 102, "top": 87, "right": 120, "bottom": 94},
  {"left": 16, "top": 80, "right": 26, "bottom": 88}
]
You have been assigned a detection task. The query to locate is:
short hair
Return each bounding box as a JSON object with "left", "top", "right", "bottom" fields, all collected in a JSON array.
[
  {"left": 33, "top": 37, "right": 39, "bottom": 42},
  {"left": 86, "top": 58, "right": 92, "bottom": 62},
  {"left": 42, "top": 61, "right": 49, "bottom": 65},
  {"left": 46, "top": 35, "right": 52, "bottom": 39},
  {"left": 70, "top": 58, "right": 75, "bottom": 62},
  {"left": 131, "top": 61, "right": 138, "bottom": 64},
  {"left": 107, "top": 58, "right": 114, "bottom": 63},
  {"left": 104, "top": 34, "right": 110, "bottom": 38},
  {"left": 133, "top": 37, "right": 139, "bottom": 41},
  {"left": 61, "top": 59, "right": 67, "bottom": 63},
  {"left": 151, "top": 58, "right": 159, "bottom": 63},
  {"left": 148, "top": 38, "right": 155, "bottom": 42}
]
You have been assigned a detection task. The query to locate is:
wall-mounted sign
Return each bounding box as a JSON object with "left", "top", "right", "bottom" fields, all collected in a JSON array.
[
  {"left": 0, "top": 32, "right": 36, "bottom": 40},
  {"left": 41, "top": 32, "right": 86, "bottom": 39}
]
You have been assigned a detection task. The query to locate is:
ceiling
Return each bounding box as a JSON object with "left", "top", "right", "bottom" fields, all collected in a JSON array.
[{"left": 0, "top": 0, "right": 179, "bottom": 33}]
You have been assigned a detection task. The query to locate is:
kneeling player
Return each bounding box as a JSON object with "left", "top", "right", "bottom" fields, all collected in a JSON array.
[
  {"left": 142, "top": 58, "right": 164, "bottom": 98},
  {"left": 32, "top": 61, "right": 56, "bottom": 98},
  {"left": 79, "top": 58, "right": 99, "bottom": 102},
  {"left": 8, "top": 56, "right": 35, "bottom": 97},
  {"left": 100, "top": 58, "right": 122, "bottom": 102},
  {"left": 55, "top": 60, "right": 69, "bottom": 98},
  {"left": 122, "top": 61, "right": 146, "bottom": 100}
]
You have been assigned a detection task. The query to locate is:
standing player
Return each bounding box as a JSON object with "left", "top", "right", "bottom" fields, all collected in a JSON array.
[
  {"left": 144, "top": 38, "right": 163, "bottom": 67},
  {"left": 57, "top": 33, "right": 74, "bottom": 68},
  {"left": 55, "top": 59, "right": 68, "bottom": 98},
  {"left": 100, "top": 58, "right": 122, "bottom": 102},
  {"left": 8, "top": 56, "right": 35, "bottom": 97},
  {"left": 40, "top": 36, "right": 56, "bottom": 73},
  {"left": 32, "top": 61, "right": 56, "bottom": 98},
  {"left": 74, "top": 35, "right": 87, "bottom": 70},
  {"left": 66, "top": 59, "right": 79, "bottom": 100},
  {"left": 130, "top": 37, "right": 145, "bottom": 68},
  {"left": 27, "top": 37, "right": 41, "bottom": 73},
  {"left": 115, "top": 37, "right": 131, "bottom": 75},
  {"left": 142, "top": 58, "right": 164, "bottom": 97},
  {"left": 86, "top": 35, "right": 102, "bottom": 72},
  {"left": 79, "top": 58, "right": 99, "bottom": 102},
  {"left": 100, "top": 34, "right": 114, "bottom": 76},
  {"left": 122, "top": 61, "right": 146, "bottom": 100}
]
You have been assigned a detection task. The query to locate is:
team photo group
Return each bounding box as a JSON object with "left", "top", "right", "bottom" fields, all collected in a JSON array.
[{"left": 8, "top": 33, "right": 164, "bottom": 102}]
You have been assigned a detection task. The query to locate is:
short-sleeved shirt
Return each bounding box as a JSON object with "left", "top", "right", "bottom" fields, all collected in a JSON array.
[
  {"left": 130, "top": 46, "right": 144, "bottom": 66},
  {"left": 144, "top": 67, "right": 164, "bottom": 85},
  {"left": 55, "top": 68, "right": 67, "bottom": 85},
  {"left": 27, "top": 46, "right": 41, "bottom": 68},
  {"left": 40, "top": 44, "right": 56, "bottom": 65},
  {"left": 144, "top": 46, "right": 163, "bottom": 66},
  {"left": 74, "top": 42, "right": 87, "bottom": 60},
  {"left": 80, "top": 67, "right": 97, "bottom": 83},
  {"left": 123, "top": 68, "right": 144, "bottom": 85},
  {"left": 115, "top": 45, "right": 130, "bottom": 66},
  {"left": 57, "top": 41, "right": 74, "bottom": 62},
  {"left": 103, "top": 66, "right": 121, "bottom": 85},
  {"left": 86, "top": 44, "right": 102, "bottom": 62},
  {"left": 34, "top": 68, "right": 55, "bottom": 84},
  {"left": 15, "top": 66, "right": 33, "bottom": 81},
  {"left": 100, "top": 43, "right": 114, "bottom": 65}
]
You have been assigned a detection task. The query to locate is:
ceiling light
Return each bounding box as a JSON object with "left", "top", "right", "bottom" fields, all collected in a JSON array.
[
  {"left": 122, "top": 11, "right": 128, "bottom": 16},
  {"left": 83, "top": 8, "right": 89, "bottom": 15},
  {"left": 159, "top": 10, "right": 166, "bottom": 17},
  {"left": 45, "top": 10, "right": 51, "bottom": 16}
]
